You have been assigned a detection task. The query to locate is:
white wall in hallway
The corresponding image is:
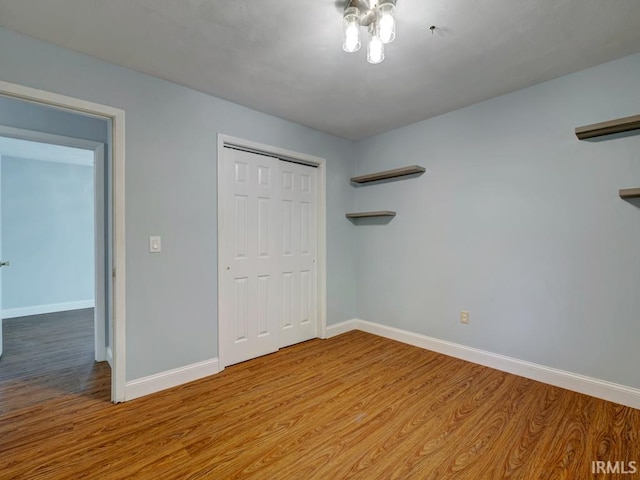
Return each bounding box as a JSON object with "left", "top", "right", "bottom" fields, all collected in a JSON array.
[{"left": 1, "top": 154, "right": 95, "bottom": 317}]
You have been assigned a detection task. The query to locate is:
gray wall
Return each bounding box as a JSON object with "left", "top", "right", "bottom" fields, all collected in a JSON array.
[
  {"left": 0, "top": 95, "right": 108, "bottom": 143},
  {"left": 0, "top": 27, "right": 358, "bottom": 381},
  {"left": 354, "top": 53, "right": 640, "bottom": 388},
  {"left": 5, "top": 25, "right": 637, "bottom": 392},
  {"left": 1, "top": 156, "right": 95, "bottom": 311}
]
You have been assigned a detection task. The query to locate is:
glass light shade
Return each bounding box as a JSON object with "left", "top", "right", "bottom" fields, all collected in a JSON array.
[
  {"left": 378, "top": 3, "right": 396, "bottom": 44},
  {"left": 343, "top": 7, "right": 361, "bottom": 53},
  {"left": 367, "top": 32, "right": 384, "bottom": 64}
]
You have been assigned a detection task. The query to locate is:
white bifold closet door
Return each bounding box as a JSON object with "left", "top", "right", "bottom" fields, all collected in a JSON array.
[{"left": 220, "top": 147, "right": 317, "bottom": 367}]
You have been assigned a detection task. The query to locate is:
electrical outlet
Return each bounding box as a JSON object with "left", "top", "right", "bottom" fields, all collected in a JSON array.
[{"left": 460, "top": 311, "right": 469, "bottom": 324}]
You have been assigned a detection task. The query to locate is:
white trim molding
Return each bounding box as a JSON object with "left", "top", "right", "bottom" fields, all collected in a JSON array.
[
  {"left": 125, "top": 358, "right": 220, "bottom": 401},
  {"left": 2, "top": 300, "right": 95, "bottom": 319},
  {"left": 106, "top": 347, "right": 114, "bottom": 369},
  {"left": 326, "top": 319, "right": 359, "bottom": 338},
  {"left": 327, "top": 319, "right": 640, "bottom": 410},
  {"left": 0, "top": 128, "right": 96, "bottom": 165}
]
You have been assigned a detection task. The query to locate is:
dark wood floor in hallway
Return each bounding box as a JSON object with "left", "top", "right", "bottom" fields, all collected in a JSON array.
[
  {"left": 0, "top": 317, "right": 638, "bottom": 479},
  {"left": 0, "top": 308, "right": 110, "bottom": 416}
]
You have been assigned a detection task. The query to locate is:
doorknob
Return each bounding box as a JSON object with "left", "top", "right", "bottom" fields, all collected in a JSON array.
[{"left": 0, "top": 261, "right": 9, "bottom": 267}]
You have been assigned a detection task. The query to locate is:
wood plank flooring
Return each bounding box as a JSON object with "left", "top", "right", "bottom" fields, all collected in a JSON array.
[
  {"left": 1, "top": 321, "right": 639, "bottom": 479},
  {"left": 0, "top": 309, "right": 110, "bottom": 416}
]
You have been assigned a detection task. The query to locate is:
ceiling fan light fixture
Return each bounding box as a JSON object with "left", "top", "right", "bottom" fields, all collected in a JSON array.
[
  {"left": 342, "top": 0, "right": 396, "bottom": 64},
  {"left": 367, "top": 25, "right": 385, "bottom": 64},
  {"left": 377, "top": 1, "right": 396, "bottom": 44},
  {"left": 343, "top": 6, "right": 361, "bottom": 53}
]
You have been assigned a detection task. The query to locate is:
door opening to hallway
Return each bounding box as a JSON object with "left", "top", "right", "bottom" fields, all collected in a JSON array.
[{"left": 0, "top": 121, "right": 110, "bottom": 408}]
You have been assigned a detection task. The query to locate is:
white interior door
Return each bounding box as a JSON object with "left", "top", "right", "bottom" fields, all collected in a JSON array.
[
  {"left": 279, "top": 161, "right": 317, "bottom": 348},
  {"left": 220, "top": 148, "right": 281, "bottom": 366},
  {"left": 220, "top": 147, "right": 318, "bottom": 366}
]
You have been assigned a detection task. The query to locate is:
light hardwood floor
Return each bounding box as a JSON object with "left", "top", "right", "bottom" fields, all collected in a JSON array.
[{"left": 0, "top": 314, "right": 638, "bottom": 479}]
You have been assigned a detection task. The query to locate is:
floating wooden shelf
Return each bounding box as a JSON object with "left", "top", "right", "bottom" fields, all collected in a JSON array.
[
  {"left": 575, "top": 114, "right": 640, "bottom": 140},
  {"left": 619, "top": 188, "right": 640, "bottom": 199},
  {"left": 351, "top": 165, "right": 426, "bottom": 184},
  {"left": 346, "top": 211, "right": 396, "bottom": 219}
]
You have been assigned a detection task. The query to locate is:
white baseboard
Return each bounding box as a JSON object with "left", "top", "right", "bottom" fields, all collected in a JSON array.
[
  {"left": 326, "top": 319, "right": 358, "bottom": 338},
  {"left": 95, "top": 345, "right": 107, "bottom": 363},
  {"left": 328, "top": 318, "right": 640, "bottom": 410},
  {"left": 2, "top": 300, "right": 95, "bottom": 319},
  {"left": 105, "top": 346, "right": 113, "bottom": 369},
  {"left": 125, "top": 358, "right": 220, "bottom": 401}
]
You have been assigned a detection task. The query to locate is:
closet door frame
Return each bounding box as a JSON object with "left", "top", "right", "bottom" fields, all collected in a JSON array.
[{"left": 216, "top": 134, "right": 327, "bottom": 369}]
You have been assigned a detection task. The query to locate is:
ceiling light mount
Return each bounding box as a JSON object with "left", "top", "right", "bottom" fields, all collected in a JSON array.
[{"left": 342, "top": 0, "right": 397, "bottom": 64}]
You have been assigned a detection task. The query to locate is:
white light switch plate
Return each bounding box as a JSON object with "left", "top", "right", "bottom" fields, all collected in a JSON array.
[{"left": 149, "top": 236, "right": 162, "bottom": 253}]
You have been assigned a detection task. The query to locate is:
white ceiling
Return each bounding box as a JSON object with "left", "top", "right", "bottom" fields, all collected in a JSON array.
[{"left": 1, "top": 0, "right": 640, "bottom": 140}]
